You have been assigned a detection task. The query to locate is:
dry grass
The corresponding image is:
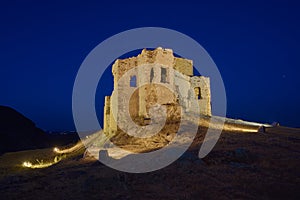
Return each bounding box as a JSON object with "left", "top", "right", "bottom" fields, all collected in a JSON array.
[{"left": 0, "top": 125, "right": 299, "bottom": 199}]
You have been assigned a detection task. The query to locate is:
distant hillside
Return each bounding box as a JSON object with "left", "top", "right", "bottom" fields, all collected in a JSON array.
[
  {"left": 0, "top": 106, "right": 80, "bottom": 154},
  {"left": 0, "top": 106, "right": 49, "bottom": 154}
]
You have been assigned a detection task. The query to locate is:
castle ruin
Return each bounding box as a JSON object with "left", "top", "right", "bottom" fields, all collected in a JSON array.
[{"left": 103, "top": 47, "right": 211, "bottom": 134}]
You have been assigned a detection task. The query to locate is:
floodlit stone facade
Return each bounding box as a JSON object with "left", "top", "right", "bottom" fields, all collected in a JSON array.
[{"left": 104, "top": 47, "right": 211, "bottom": 134}]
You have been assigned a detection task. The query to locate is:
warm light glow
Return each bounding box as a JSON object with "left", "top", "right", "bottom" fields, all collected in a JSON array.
[
  {"left": 21, "top": 134, "right": 95, "bottom": 169},
  {"left": 22, "top": 160, "right": 55, "bottom": 169},
  {"left": 22, "top": 161, "right": 33, "bottom": 168},
  {"left": 225, "top": 126, "right": 258, "bottom": 133},
  {"left": 53, "top": 142, "right": 83, "bottom": 154},
  {"left": 22, "top": 155, "right": 64, "bottom": 169},
  {"left": 207, "top": 121, "right": 259, "bottom": 133}
]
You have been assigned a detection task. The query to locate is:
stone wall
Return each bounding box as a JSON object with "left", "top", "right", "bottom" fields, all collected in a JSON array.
[{"left": 190, "top": 76, "right": 211, "bottom": 116}]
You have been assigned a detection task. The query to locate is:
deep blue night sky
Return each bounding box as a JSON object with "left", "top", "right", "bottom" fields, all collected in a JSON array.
[{"left": 0, "top": 0, "right": 299, "bottom": 131}]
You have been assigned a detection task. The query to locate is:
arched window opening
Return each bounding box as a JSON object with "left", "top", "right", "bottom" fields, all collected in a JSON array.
[
  {"left": 194, "top": 87, "right": 202, "bottom": 99},
  {"left": 130, "top": 75, "right": 137, "bottom": 87},
  {"left": 161, "top": 67, "right": 168, "bottom": 83},
  {"left": 150, "top": 68, "right": 154, "bottom": 83}
]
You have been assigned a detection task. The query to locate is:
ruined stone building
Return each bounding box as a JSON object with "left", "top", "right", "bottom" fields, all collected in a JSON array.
[{"left": 103, "top": 47, "right": 211, "bottom": 134}]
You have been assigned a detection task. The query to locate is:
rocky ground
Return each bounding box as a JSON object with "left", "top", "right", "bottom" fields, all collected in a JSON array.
[{"left": 0, "top": 126, "right": 299, "bottom": 200}]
